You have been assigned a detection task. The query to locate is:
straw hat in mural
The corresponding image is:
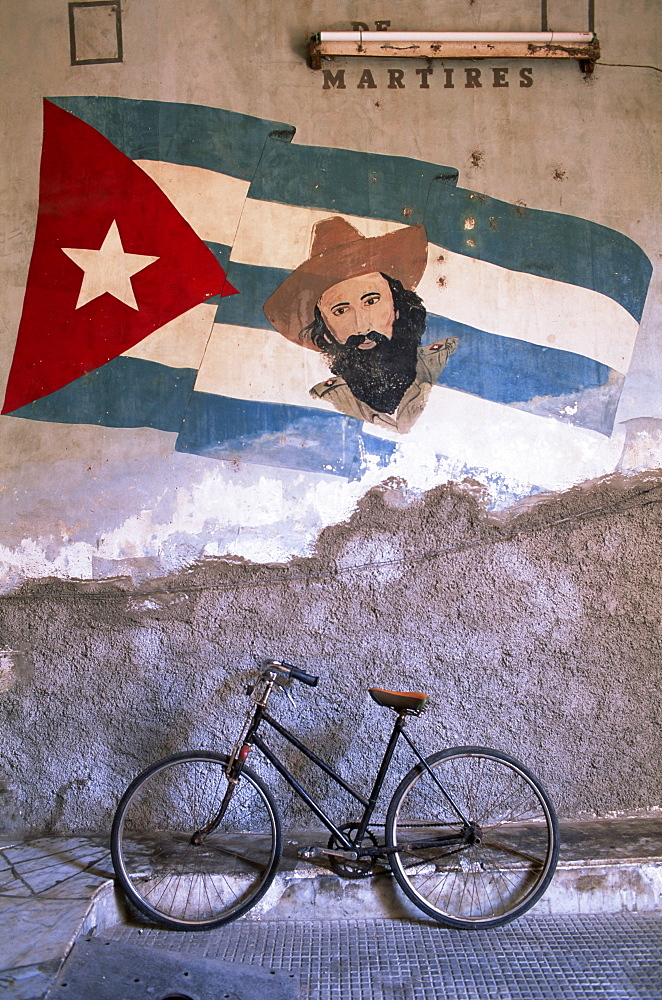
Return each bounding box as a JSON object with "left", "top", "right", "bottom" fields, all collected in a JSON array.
[{"left": 263, "top": 216, "right": 428, "bottom": 349}]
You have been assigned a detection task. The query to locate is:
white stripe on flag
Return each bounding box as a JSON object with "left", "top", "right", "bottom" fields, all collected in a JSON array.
[
  {"left": 232, "top": 198, "right": 402, "bottom": 266},
  {"left": 417, "top": 246, "right": 637, "bottom": 374},
  {"left": 363, "top": 385, "right": 626, "bottom": 493},
  {"left": 194, "top": 322, "right": 332, "bottom": 408},
  {"left": 123, "top": 302, "right": 217, "bottom": 370},
  {"left": 135, "top": 160, "right": 250, "bottom": 247}
]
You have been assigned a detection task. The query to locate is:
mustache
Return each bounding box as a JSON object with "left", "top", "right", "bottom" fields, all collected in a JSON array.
[{"left": 342, "top": 331, "right": 390, "bottom": 350}]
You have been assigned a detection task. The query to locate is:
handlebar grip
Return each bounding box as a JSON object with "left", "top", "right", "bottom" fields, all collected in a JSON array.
[{"left": 282, "top": 662, "right": 319, "bottom": 686}]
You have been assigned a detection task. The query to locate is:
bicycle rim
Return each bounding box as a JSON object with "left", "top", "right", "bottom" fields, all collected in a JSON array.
[
  {"left": 111, "top": 751, "right": 282, "bottom": 929},
  {"left": 386, "top": 747, "right": 559, "bottom": 928}
]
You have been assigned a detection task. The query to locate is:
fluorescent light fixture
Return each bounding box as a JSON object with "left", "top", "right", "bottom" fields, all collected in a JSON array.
[
  {"left": 309, "top": 30, "right": 600, "bottom": 72},
  {"left": 318, "top": 31, "right": 594, "bottom": 43}
]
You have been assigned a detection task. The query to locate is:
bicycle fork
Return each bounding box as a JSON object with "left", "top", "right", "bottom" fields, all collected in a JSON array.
[{"left": 190, "top": 743, "right": 252, "bottom": 845}]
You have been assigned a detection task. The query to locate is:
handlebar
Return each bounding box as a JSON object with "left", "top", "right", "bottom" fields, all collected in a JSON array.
[
  {"left": 282, "top": 661, "right": 319, "bottom": 686},
  {"left": 260, "top": 658, "right": 319, "bottom": 687}
]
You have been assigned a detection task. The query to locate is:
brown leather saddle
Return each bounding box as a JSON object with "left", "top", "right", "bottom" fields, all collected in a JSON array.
[{"left": 368, "top": 687, "right": 429, "bottom": 715}]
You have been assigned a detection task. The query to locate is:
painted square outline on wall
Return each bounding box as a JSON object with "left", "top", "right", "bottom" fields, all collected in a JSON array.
[{"left": 68, "top": 1, "right": 123, "bottom": 66}]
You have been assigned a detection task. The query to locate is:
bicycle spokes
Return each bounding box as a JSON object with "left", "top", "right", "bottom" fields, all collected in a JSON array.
[{"left": 386, "top": 748, "right": 559, "bottom": 928}]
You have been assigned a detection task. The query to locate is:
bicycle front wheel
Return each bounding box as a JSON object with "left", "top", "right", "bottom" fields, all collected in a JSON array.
[
  {"left": 111, "top": 751, "right": 282, "bottom": 930},
  {"left": 386, "top": 746, "right": 559, "bottom": 929}
]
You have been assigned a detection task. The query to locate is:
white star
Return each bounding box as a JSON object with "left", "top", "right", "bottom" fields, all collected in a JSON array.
[{"left": 62, "top": 220, "right": 159, "bottom": 310}]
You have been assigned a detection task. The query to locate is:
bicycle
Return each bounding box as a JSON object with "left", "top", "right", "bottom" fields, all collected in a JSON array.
[{"left": 111, "top": 659, "right": 559, "bottom": 931}]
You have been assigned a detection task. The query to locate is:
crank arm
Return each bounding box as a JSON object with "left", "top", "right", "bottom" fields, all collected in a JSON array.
[{"left": 298, "top": 846, "right": 359, "bottom": 861}]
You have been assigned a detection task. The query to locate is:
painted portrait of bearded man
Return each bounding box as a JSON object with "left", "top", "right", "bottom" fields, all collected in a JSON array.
[{"left": 264, "top": 217, "right": 457, "bottom": 433}]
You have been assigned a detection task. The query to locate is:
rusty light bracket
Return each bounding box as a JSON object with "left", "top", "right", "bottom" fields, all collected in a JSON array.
[{"left": 309, "top": 31, "right": 600, "bottom": 74}]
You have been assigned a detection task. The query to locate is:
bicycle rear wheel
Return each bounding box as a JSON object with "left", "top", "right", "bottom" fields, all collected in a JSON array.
[
  {"left": 386, "top": 746, "right": 559, "bottom": 928},
  {"left": 111, "top": 751, "right": 282, "bottom": 930}
]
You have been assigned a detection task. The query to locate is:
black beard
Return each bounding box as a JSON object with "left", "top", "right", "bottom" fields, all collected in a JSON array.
[{"left": 326, "top": 319, "right": 421, "bottom": 414}]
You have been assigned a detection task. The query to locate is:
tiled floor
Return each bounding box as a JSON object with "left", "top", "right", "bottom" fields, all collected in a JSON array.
[
  {"left": 0, "top": 837, "right": 113, "bottom": 1000},
  {"left": 105, "top": 912, "right": 662, "bottom": 1000}
]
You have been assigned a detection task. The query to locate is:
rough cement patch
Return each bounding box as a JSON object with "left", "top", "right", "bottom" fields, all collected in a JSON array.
[{"left": 0, "top": 472, "right": 661, "bottom": 834}]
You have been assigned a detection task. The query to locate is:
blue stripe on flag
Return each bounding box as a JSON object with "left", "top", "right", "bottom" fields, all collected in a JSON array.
[
  {"left": 205, "top": 242, "right": 232, "bottom": 270},
  {"left": 246, "top": 139, "right": 458, "bottom": 226},
  {"left": 216, "top": 260, "right": 290, "bottom": 327},
  {"left": 47, "top": 97, "right": 295, "bottom": 178},
  {"left": 424, "top": 316, "right": 612, "bottom": 407},
  {"left": 7, "top": 357, "right": 196, "bottom": 431},
  {"left": 204, "top": 242, "right": 233, "bottom": 303},
  {"left": 213, "top": 261, "right": 617, "bottom": 430},
  {"left": 424, "top": 182, "right": 652, "bottom": 322},
  {"left": 6, "top": 344, "right": 618, "bottom": 448},
  {"left": 176, "top": 391, "right": 395, "bottom": 478}
]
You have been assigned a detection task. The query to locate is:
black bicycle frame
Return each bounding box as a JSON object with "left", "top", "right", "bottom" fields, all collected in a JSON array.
[{"left": 241, "top": 702, "right": 471, "bottom": 853}]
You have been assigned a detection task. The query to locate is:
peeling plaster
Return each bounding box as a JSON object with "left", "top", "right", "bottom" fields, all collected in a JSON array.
[
  {"left": 618, "top": 418, "right": 662, "bottom": 472},
  {"left": 0, "top": 416, "right": 652, "bottom": 592}
]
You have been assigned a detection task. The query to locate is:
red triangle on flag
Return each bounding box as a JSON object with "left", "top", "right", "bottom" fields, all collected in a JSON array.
[{"left": 2, "top": 100, "right": 237, "bottom": 414}]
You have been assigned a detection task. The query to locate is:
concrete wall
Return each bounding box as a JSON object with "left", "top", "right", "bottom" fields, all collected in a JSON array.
[
  {"left": 1, "top": 473, "right": 660, "bottom": 833},
  {"left": 0, "top": 0, "right": 660, "bottom": 832}
]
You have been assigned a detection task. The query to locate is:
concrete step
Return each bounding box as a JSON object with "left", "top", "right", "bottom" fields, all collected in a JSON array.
[{"left": 104, "top": 817, "right": 662, "bottom": 924}]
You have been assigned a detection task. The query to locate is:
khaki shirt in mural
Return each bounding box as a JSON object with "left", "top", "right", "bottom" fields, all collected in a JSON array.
[{"left": 310, "top": 338, "right": 458, "bottom": 434}]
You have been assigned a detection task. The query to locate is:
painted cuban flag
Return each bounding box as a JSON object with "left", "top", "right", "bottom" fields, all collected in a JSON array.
[
  {"left": 5, "top": 97, "right": 652, "bottom": 495},
  {"left": 3, "top": 98, "right": 290, "bottom": 425}
]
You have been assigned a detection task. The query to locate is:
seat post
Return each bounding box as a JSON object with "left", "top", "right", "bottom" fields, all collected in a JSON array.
[{"left": 355, "top": 711, "right": 407, "bottom": 841}]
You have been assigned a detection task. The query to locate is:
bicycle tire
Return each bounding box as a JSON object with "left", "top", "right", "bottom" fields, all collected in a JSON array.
[
  {"left": 110, "top": 750, "right": 282, "bottom": 930},
  {"left": 385, "top": 746, "right": 559, "bottom": 929}
]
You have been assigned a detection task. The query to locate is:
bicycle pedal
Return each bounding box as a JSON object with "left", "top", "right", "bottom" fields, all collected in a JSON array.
[{"left": 297, "top": 845, "right": 320, "bottom": 860}]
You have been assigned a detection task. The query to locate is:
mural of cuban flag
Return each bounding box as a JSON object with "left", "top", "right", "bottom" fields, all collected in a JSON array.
[
  {"left": 2, "top": 98, "right": 289, "bottom": 426},
  {"left": 4, "top": 97, "right": 652, "bottom": 500}
]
